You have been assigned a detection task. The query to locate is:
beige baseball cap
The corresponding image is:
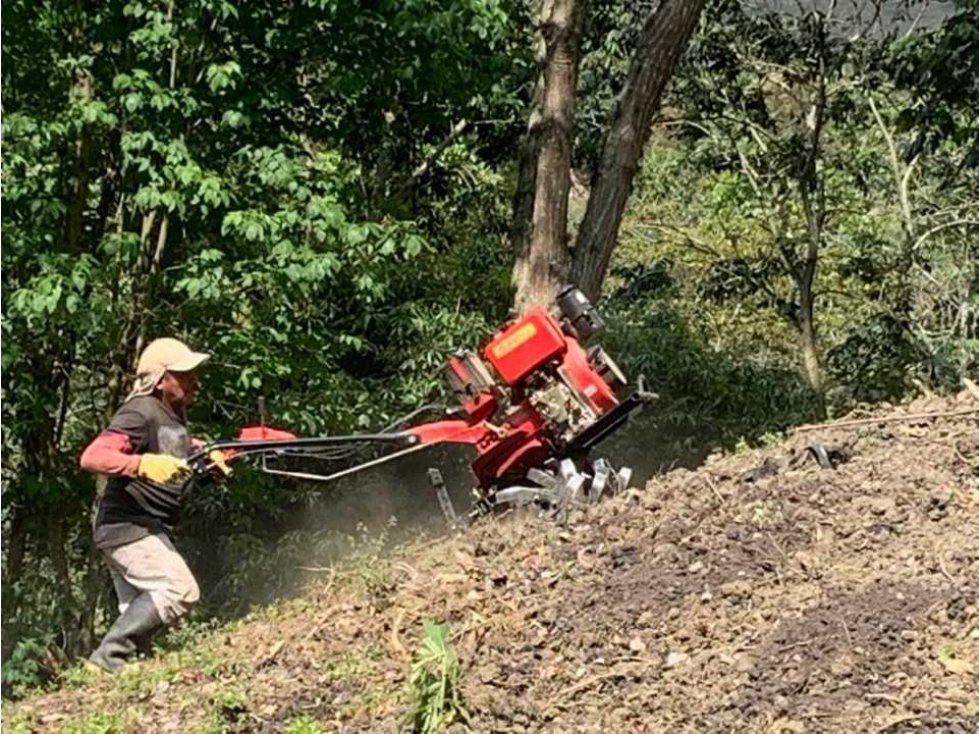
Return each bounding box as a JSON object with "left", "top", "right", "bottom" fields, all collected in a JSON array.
[{"left": 136, "top": 337, "right": 210, "bottom": 375}]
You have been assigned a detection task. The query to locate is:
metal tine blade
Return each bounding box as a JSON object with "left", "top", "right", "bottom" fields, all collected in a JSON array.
[
  {"left": 563, "top": 472, "right": 586, "bottom": 504},
  {"left": 558, "top": 458, "right": 578, "bottom": 481},
  {"left": 590, "top": 460, "right": 610, "bottom": 501},
  {"left": 526, "top": 467, "right": 558, "bottom": 488},
  {"left": 615, "top": 467, "right": 633, "bottom": 493},
  {"left": 494, "top": 486, "right": 558, "bottom": 506}
]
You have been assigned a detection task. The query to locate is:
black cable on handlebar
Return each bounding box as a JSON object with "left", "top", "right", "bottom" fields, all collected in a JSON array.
[{"left": 187, "top": 432, "right": 418, "bottom": 465}]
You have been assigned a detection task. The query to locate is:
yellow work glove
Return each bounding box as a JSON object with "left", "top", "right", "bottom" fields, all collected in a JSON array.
[
  {"left": 136, "top": 454, "right": 190, "bottom": 484},
  {"left": 207, "top": 449, "right": 233, "bottom": 478}
]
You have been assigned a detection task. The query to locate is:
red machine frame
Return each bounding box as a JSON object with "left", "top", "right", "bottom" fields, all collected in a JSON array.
[{"left": 192, "top": 287, "right": 653, "bottom": 505}]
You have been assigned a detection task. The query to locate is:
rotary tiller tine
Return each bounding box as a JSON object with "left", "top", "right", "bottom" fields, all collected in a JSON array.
[
  {"left": 614, "top": 467, "right": 633, "bottom": 493},
  {"left": 590, "top": 459, "right": 611, "bottom": 501},
  {"left": 494, "top": 486, "right": 559, "bottom": 506},
  {"left": 558, "top": 458, "right": 578, "bottom": 482},
  {"left": 526, "top": 467, "right": 558, "bottom": 488},
  {"left": 563, "top": 472, "right": 586, "bottom": 504}
]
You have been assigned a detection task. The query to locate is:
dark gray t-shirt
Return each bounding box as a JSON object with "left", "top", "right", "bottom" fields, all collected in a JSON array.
[{"left": 93, "top": 395, "right": 192, "bottom": 549}]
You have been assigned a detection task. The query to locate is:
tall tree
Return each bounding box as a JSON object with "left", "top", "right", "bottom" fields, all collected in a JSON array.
[
  {"left": 571, "top": 0, "right": 705, "bottom": 301},
  {"left": 512, "top": 0, "right": 585, "bottom": 312},
  {"left": 511, "top": 0, "right": 705, "bottom": 309}
]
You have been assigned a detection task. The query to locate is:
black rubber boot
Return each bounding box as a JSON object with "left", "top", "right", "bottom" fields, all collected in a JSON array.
[{"left": 88, "top": 593, "right": 164, "bottom": 672}]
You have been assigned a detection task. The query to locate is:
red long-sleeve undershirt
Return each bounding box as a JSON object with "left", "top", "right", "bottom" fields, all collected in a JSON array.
[{"left": 79, "top": 431, "right": 140, "bottom": 477}]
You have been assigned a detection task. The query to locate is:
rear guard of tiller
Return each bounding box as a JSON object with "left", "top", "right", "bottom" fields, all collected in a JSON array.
[{"left": 191, "top": 286, "right": 656, "bottom": 518}]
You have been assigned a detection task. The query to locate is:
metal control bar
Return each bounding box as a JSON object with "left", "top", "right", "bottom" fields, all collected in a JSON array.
[
  {"left": 187, "top": 432, "right": 419, "bottom": 478},
  {"left": 190, "top": 432, "right": 417, "bottom": 461}
]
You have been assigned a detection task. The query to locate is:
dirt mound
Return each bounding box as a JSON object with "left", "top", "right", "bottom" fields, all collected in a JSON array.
[{"left": 10, "top": 393, "right": 979, "bottom": 733}]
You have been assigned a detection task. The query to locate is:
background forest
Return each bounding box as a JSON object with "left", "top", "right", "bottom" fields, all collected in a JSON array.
[{"left": 2, "top": 0, "right": 976, "bottom": 694}]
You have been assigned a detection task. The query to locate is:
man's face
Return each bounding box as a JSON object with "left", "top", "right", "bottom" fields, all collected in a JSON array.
[{"left": 159, "top": 370, "right": 198, "bottom": 407}]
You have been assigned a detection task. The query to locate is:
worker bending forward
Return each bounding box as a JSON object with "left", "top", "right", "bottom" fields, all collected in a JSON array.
[{"left": 80, "top": 337, "right": 210, "bottom": 671}]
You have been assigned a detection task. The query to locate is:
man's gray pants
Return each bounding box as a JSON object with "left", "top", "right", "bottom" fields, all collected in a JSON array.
[{"left": 104, "top": 533, "right": 199, "bottom": 625}]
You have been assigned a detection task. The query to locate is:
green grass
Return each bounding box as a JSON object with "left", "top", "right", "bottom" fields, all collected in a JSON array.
[
  {"left": 403, "top": 620, "right": 470, "bottom": 734},
  {"left": 7, "top": 550, "right": 407, "bottom": 732},
  {"left": 59, "top": 711, "right": 130, "bottom": 734},
  {"left": 5, "top": 713, "right": 38, "bottom": 734},
  {"left": 750, "top": 502, "right": 773, "bottom": 528},
  {"left": 322, "top": 645, "right": 383, "bottom": 682},
  {"left": 282, "top": 715, "right": 327, "bottom": 734},
  {"left": 58, "top": 662, "right": 96, "bottom": 689},
  {"left": 191, "top": 687, "right": 250, "bottom": 734}
]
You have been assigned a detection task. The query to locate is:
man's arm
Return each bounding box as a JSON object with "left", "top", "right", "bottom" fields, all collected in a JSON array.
[
  {"left": 80, "top": 431, "right": 140, "bottom": 477},
  {"left": 80, "top": 401, "right": 147, "bottom": 477}
]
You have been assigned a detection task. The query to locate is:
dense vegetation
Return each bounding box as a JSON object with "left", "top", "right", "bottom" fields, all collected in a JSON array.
[{"left": 2, "top": 0, "right": 976, "bottom": 695}]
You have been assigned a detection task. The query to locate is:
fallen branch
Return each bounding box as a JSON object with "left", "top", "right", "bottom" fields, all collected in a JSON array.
[
  {"left": 792, "top": 407, "right": 978, "bottom": 433},
  {"left": 547, "top": 655, "right": 654, "bottom": 710},
  {"left": 876, "top": 713, "right": 919, "bottom": 732},
  {"left": 548, "top": 669, "right": 629, "bottom": 708},
  {"left": 864, "top": 692, "right": 904, "bottom": 707},
  {"left": 937, "top": 552, "right": 959, "bottom": 587},
  {"left": 388, "top": 608, "right": 410, "bottom": 661},
  {"left": 778, "top": 634, "right": 836, "bottom": 652},
  {"left": 703, "top": 474, "right": 726, "bottom": 504}
]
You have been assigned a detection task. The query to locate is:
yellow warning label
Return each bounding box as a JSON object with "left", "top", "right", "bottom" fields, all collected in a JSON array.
[{"left": 491, "top": 322, "right": 537, "bottom": 358}]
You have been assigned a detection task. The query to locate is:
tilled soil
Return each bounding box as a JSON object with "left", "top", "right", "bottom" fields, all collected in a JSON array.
[{"left": 10, "top": 393, "right": 979, "bottom": 733}]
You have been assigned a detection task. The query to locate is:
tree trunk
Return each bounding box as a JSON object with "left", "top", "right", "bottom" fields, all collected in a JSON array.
[
  {"left": 571, "top": 0, "right": 705, "bottom": 301},
  {"left": 78, "top": 539, "right": 107, "bottom": 653},
  {"left": 798, "top": 277, "right": 824, "bottom": 392},
  {"left": 510, "top": 79, "right": 545, "bottom": 274},
  {"left": 47, "top": 514, "right": 80, "bottom": 655},
  {"left": 868, "top": 96, "right": 918, "bottom": 317},
  {"left": 1, "top": 510, "right": 29, "bottom": 667},
  {"left": 795, "top": 187, "right": 825, "bottom": 393},
  {"left": 795, "top": 48, "right": 827, "bottom": 395},
  {"left": 64, "top": 71, "right": 93, "bottom": 255},
  {"left": 512, "top": 0, "right": 584, "bottom": 313}
]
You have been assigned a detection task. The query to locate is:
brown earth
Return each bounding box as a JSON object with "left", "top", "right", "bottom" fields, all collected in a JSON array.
[{"left": 9, "top": 392, "right": 979, "bottom": 733}]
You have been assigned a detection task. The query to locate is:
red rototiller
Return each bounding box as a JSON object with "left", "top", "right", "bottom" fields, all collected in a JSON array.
[{"left": 190, "top": 286, "right": 655, "bottom": 521}]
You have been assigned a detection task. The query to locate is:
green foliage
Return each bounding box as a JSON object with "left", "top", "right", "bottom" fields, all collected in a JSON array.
[
  {"left": 58, "top": 662, "right": 95, "bottom": 689},
  {"left": 282, "top": 716, "right": 326, "bottom": 734},
  {"left": 576, "top": 0, "right": 649, "bottom": 169},
  {"left": 322, "top": 646, "right": 382, "bottom": 683},
  {"left": 826, "top": 313, "right": 922, "bottom": 403},
  {"left": 1, "top": 0, "right": 522, "bottom": 691},
  {"left": 603, "top": 286, "right": 823, "bottom": 441},
  {"left": 404, "top": 620, "right": 470, "bottom": 734},
  {"left": 58, "top": 711, "right": 128, "bottom": 734},
  {"left": 1, "top": 635, "right": 54, "bottom": 699},
  {"left": 155, "top": 616, "right": 225, "bottom": 653},
  {"left": 884, "top": 1, "right": 979, "bottom": 158},
  {"left": 191, "top": 686, "right": 250, "bottom": 734},
  {"left": 607, "top": 0, "right": 977, "bottom": 422}
]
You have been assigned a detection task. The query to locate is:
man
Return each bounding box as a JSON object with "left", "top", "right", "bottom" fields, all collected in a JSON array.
[{"left": 80, "top": 337, "right": 212, "bottom": 671}]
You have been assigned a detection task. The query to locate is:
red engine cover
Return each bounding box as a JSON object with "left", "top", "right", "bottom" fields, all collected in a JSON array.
[
  {"left": 482, "top": 308, "right": 566, "bottom": 385},
  {"left": 410, "top": 302, "right": 625, "bottom": 491},
  {"left": 558, "top": 338, "right": 618, "bottom": 414}
]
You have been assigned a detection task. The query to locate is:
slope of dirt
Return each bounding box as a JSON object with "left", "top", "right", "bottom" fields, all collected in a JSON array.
[{"left": 9, "top": 392, "right": 979, "bottom": 733}]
